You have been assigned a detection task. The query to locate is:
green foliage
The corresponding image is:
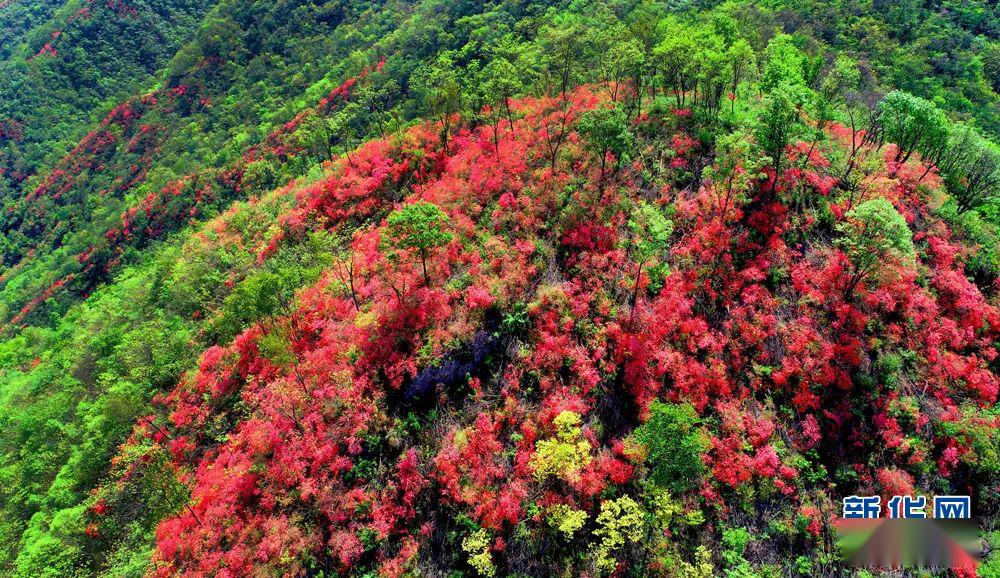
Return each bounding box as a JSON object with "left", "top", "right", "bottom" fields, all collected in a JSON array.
[
  {"left": 653, "top": 19, "right": 698, "bottom": 105},
  {"left": 721, "top": 526, "right": 755, "bottom": 577},
  {"left": 0, "top": 0, "right": 217, "bottom": 196},
  {"left": 577, "top": 105, "right": 635, "bottom": 178},
  {"left": 628, "top": 201, "right": 673, "bottom": 297},
  {"left": 707, "top": 129, "right": 768, "bottom": 205},
  {"left": 595, "top": 31, "right": 644, "bottom": 103},
  {"left": 479, "top": 56, "right": 522, "bottom": 133},
  {"left": 384, "top": 201, "right": 453, "bottom": 285},
  {"left": 590, "top": 495, "right": 644, "bottom": 574},
  {"left": 546, "top": 504, "right": 588, "bottom": 538},
  {"left": 879, "top": 91, "right": 950, "bottom": 163},
  {"left": 14, "top": 505, "right": 87, "bottom": 578},
  {"left": 413, "top": 53, "right": 465, "bottom": 151},
  {"left": 938, "top": 125, "right": 1000, "bottom": 212},
  {"left": 385, "top": 202, "right": 452, "bottom": 253},
  {"left": 836, "top": 198, "right": 915, "bottom": 293},
  {"left": 1, "top": 0, "right": 1000, "bottom": 575},
  {"left": 531, "top": 410, "right": 592, "bottom": 483},
  {"left": 981, "top": 531, "right": 1000, "bottom": 578},
  {"left": 937, "top": 405, "right": 1000, "bottom": 475},
  {"left": 210, "top": 272, "right": 285, "bottom": 341},
  {"left": 632, "top": 401, "right": 708, "bottom": 493},
  {"left": 761, "top": 34, "right": 807, "bottom": 91},
  {"left": 794, "top": 555, "right": 813, "bottom": 576},
  {"left": 953, "top": 208, "right": 1000, "bottom": 282},
  {"left": 462, "top": 528, "right": 495, "bottom": 577},
  {"left": 814, "top": 55, "right": 860, "bottom": 131},
  {"left": 629, "top": 202, "right": 673, "bottom": 265},
  {"left": 754, "top": 82, "right": 811, "bottom": 174},
  {"left": 678, "top": 545, "right": 715, "bottom": 578}
]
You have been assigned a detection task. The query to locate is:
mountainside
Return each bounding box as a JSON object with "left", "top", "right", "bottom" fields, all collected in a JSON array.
[{"left": 1, "top": 1, "right": 1000, "bottom": 577}]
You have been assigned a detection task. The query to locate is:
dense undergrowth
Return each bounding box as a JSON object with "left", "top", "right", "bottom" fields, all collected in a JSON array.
[{"left": 1, "top": 0, "right": 1000, "bottom": 577}]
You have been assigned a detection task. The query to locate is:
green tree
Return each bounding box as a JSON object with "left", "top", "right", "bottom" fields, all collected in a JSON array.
[
  {"left": 689, "top": 28, "right": 729, "bottom": 117},
  {"left": 211, "top": 272, "right": 286, "bottom": 341},
  {"left": 706, "top": 129, "right": 767, "bottom": 216},
  {"left": 594, "top": 26, "right": 644, "bottom": 103},
  {"left": 878, "top": 91, "right": 949, "bottom": 164},
  {"left": 984, "top": 42, "right": 1000, "bottom": 94},
  {"left": 577, "top": 105, "right": 634, "bottom": 188},
  {"left": 357, "top": 74, "right": 401, "bottom": 138},
  {"left": 761, "top": 34, "right": 807, "bottom": 92},
  {"left": 808, "top": 55, "right": 860, "bottom": 158},
  {"left": 754, "top": 82, "right": 810, "bottom": 181},
  {"left": 414, "top": 53, "right": 465, "bottom": 153},
  {"left": 724, "top": 39, "right": 757, "bottom": 113},
  {"left": 841, "top": 80, "right": 883, "bottom": 186},
  {"left": 479, "top": 57, "right": 522, "bottom": 153},
  {"left": 653, "top": 20, "right": 698, "bottom": 108},
  {"left": 628, "top": 201, "right": 673, "bottom": 304},
  {"left": 384, "top": 201, "right": 453, "bottom": 285},
  {"left": 538, "top": 13, "right": 592, "bottom": 99},
  {"left": 632, "top": 401, "right": 708, "bottom": 493},
  {"left": 836, "top": 198, "right": 915, "bottom": 298},
  {"left": 936, "top": 126, "right": 1000, "bottom": 213},
  {"left": 327, "top": 101, "right": 364, "bottom": 166}
]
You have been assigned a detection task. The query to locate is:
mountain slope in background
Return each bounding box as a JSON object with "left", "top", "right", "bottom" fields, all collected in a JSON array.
[{"left": 1, "top": 1, "right": 1000, "bottom": 576}]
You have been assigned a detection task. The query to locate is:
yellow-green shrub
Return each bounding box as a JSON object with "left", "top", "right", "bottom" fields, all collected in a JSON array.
[
  {"left": 462, "top": 529, "right": 495, "bottom": 577},
  {"left": 531, "top": 411, "right": 592, "bottom": 483},
  {"left": 591, "top": 495, "right": 644, "bottom": 573},
  {"left": 547, "top": 504, "right": 588, "bottom": 538}
]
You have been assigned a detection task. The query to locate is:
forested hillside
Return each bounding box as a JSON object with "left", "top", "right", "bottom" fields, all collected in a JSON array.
[{"left": 1, "top": 1, "right": 999, "bottom": 576}]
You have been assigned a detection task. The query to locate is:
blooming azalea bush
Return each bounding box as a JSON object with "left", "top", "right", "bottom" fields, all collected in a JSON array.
[{"left": 4, "top": 4, "right": 1000, "bottom": 575}]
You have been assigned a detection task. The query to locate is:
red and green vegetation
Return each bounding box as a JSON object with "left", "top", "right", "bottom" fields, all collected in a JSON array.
[{"left": 1, "top": 0, "right": 1000, "bottom": 576}]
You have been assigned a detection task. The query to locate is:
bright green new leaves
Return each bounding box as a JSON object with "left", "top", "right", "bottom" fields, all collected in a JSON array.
[
  {"left": 629, "top": 202, "right": 673, "bottom": 265},
  {"left": 591, "top": 495, "right": 644, "bottom": 574},
  {"left": 531, "top": 411, "right": 593, "bottom": 484},
  {"left": 653, "top": 19, "right": 699, "bottom": 108},
  {"left": 839, "top": 198, "right": 915, "bottom": 264},
  {"left": 628, "top": 201, "right": 673, "bottom": 302},
  {"left": 384, "top": 201, "right": 453, "bottom": 285},
  {"left": 725, "top": 39, "right": 757, "bottom": 109},
  {"left": 938, "top": 125, "right": 1000, "bottom": 212},
  {"left": 837, "top": 198, "right": 915, "bottom": 297},
  {"left": 547, "top": 503, "right": 589, "bottom": 538},
  {"left": 605, "top": 37, "right": 645, "bottom": 103},
  {"left": 679, "top": 545, "right": 716, "bottom": 578},
  {"left": 761, "top": 34, "right": 807, "bottom": 91},
  {"left": 462, "top": 528, "right": 496, "bottom": 577},
  {"left": 413, "top": 53, "right": 465, "bottom": 152},
  {"left": 478, "top": 57, "right": 523, "bottom": 152},
  {"left": 755, "top": 35, "right": 813, "bottom": 175},
  {"left": 754, "top": 82, "right": 811, "bottom": 176},
  {"left": 879, "top": 91, "right": 949, "bottom": 163},
  {"left": 481, "top": 57, "right": 522, "bottom": 123},
  {"left": 632, "top": 401, "right": 708, "bottom": 493},
  {"left": 708, "top": 130, "right": 768, "bottom": 211},
  {"left": 815, "top": 55, "right": 861, "bottom": 134},
  {"left": 653, "top": 19, "right": 743, "bottom": 116},
  {"left": 577, "top": 105, "right": 635, "bottom": 184}
]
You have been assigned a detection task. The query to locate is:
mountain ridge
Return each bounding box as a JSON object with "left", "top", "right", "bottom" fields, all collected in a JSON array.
[{"left": 1, "top": 1, "right": 999, "bottom": 576}]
